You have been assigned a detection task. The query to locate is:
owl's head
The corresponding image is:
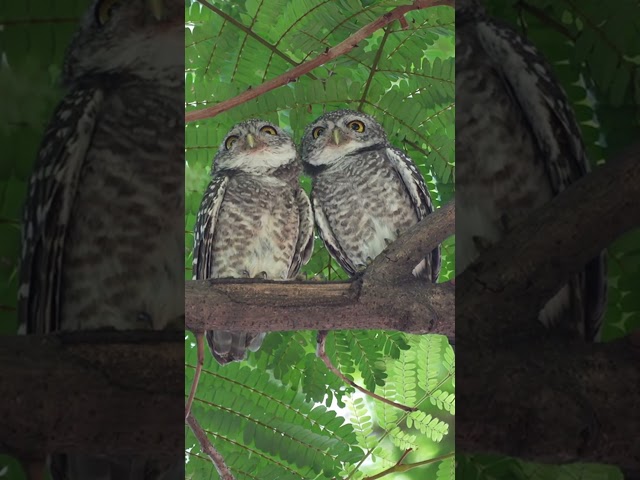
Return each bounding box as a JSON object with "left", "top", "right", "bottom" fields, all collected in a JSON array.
[
  {"left": 213, "top": 120, "right": 298, "bottom": 175},
  {"left": 301, "top": 109, "right": 389, "bottom": 168},
  {"left": 63, "top": 0, "right": 182, "bottom": 85}
]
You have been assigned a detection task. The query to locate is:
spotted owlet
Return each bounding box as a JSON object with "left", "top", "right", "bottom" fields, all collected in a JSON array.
[
  {"left": 18, "top": 0, "right": 183, "bottom": 478},
  {"left": 192, "top": 119, "right": 315, "bottom": 364},
  {"left": 456, "top": 0, "right": 607, "bottom": 340},
  {"left": 300, "top": 109, "right": 440, "bottom": 281}
]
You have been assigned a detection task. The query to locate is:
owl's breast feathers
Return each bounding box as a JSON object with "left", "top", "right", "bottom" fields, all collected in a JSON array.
[
  {"left": 312, "top": 147, "right": 432, "bottom": 275},
  {"left": 195, "top": 172, "right": 309, "bottom": 280},
  {"left": 20, "top": 83, "right": 184, "bottom": 333}
]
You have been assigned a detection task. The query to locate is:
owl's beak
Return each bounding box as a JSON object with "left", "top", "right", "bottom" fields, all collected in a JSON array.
[
  {"left": 332, "top": 128, "right": 342, "bottom": 146},
  {"left": 147, "top": 0, "right": 165, "bottom": 21},
  {"left": 246, "top": 133, "right": 256, "bottom": 149}
]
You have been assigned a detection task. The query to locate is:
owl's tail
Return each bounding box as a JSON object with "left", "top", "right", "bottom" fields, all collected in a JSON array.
[
  {"left": 206, "top": 330, "right": 266, "bottom": 365},
  {"left": 412, "top": 246, "right": 441, "bottom": 283}
]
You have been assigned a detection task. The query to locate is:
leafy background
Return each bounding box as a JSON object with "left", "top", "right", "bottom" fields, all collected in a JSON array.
[
  {"left": 457, "top": 0, "right": 640, "bottom": 479},
  {"left": 1, "top": 1, "right": 89, "bottom": 477},
  {"left": 184, "top": 0, "right": 455, "bottom": 479},
  {"left": 1, "top": 0, "right": 638, "bottom": 478}
]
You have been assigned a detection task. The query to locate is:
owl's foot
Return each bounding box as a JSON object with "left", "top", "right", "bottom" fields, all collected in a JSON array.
[
  {"left": 255, "top": 271, "right": 268, "bottom": 279},
  {"left": 241, "top": 270, "right": 251, "bottom": 278}
]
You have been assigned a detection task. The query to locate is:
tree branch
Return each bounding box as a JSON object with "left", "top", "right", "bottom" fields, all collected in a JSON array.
[
  {"left": 185, "top": 0, "right": 454, "bottom": 122},
  {"left": 456, "top": 144, "right": 640, "bottom": 471},
  {"left": 457, "top": 142, "right": 640, "bottom": 344},
  {"left": 457, "top": 335, "right": 640, "bottom": 473},
  {"left": 185, "top": 201, "right": 456, "bottom": 337},
  {"left": 0, "top": 333, "right": 182, "bottom": 457},
  {"left": 186, "top": 413, "right": 235, "bottom": 480}
]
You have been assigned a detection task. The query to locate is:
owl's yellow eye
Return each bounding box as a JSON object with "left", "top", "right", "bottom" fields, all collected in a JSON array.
[
  {"left": 96, "top": 0, "right": 122, "bottom": 25},
  {"left": 312, "top": 127, "right": 325, "bottom": 139},
  {"left": 260, "top": 125, "right": 278, "bottom": 135},
  {"left": 347, "top": 120, "right": 365, "bottom": 133},
  {"left": 225, "top": 135, "right": 239, "bottom": 150}
]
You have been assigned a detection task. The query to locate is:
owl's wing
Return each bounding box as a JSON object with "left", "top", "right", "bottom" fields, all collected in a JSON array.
[
  {"left": 475, "top": 17, "right": 607, "bottom": 339},
  {"left": 288, "top": 188, "right": 315, "bottom": 278},
  {"left": 192, "top": 174, "right": 229, "bottom": 279},
  {"left": 385, "top": 146, "right": 441, "bottom": 281},
  {"left": 311, "top": 193, "right": 358, "bottom": 276},
  {"left": 18, "top": 87, "right": 104, "bottom": 334}
]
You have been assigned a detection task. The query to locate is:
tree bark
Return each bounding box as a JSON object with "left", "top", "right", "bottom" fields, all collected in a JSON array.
[
  {"left": 456, "top": 142, "right": 640, "bottom": 344},
  {"left": 456, "top": 143, "right": 640, "bottom": 473},
  {"left": 0, "top": 333, "right": 183, "bottom": 458}
]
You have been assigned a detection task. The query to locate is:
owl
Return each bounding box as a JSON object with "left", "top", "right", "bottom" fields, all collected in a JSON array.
[
  {"left": 192, "top": 119, "right": 315, "bottom": 364},
  {"left": 300, "top": 109, "right": 440, "bottom": 281},
  {"left": 456, "top": 0, "right": 607, "bottom": 340},
  {"left": 18, "top": 0, "right": 183, "bottom": 479}
]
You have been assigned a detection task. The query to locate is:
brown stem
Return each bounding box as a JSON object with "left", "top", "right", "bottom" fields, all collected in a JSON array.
[
  {"left": 316, "top": 331, "right": 416, "bottom": 412},
  {"left": 185, "top": 0, "right": 454, "bottom": 122},
  {"left": 186, "top": 413, "right": 236, "bottom": 480},
  {"left": 185, "top": 331, "right": 205, "bottom": 419}
]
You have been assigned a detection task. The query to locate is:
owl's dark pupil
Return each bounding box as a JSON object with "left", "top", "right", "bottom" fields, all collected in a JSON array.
[{"left": 351, "top": 124, "right": 358, "bottom": 130}]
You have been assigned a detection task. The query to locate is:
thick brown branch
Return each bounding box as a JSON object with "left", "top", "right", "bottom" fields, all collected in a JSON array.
[
  {"left": 185, "top": 277, "right": 455, "bottom": 337},
  {"left": 365, "top": 200, "right": 455, "bottom": 283},
  {"left": 457, "top": 143, "right": 640, "bottom": 344},
  {"left": 457, "top": 336, "right": 640, "bottom": 472},
  {"left": 185, "top": 0, "right": 454, "bottom": 122},
  {"left": 0, "top": 333, "right": 182, "bottom": 457},
  {"left": 456, "top": 143, "right": 640, "bottom": 471}
]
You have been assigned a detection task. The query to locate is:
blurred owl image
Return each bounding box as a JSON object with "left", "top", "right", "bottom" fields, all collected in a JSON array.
[
  {"left": 192, "top": 119, "right": 315, "bottom": 364},
  {"left": 18, "top": 0, "right": 184, "bottom": 478},
  {"left": 456, "top": 0, "right": 607, "bottom": 340},
  {"left": 300, "top": 109, "right": 440, "bottom": 282}
]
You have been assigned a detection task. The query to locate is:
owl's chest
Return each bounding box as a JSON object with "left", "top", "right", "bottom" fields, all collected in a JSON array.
[
  {"left": 456, "top": 29, "right": 554, "bottom": 270},
  {"left": 314, "top": 154, "right": 416, "bottom": 262},
  {"left": 75, "top": 89, "right": 184, "bottom": 222},
  {"left": 61, "top": 88, "right": 184, "bottom": 330},
  {"left": 212, "top": 175, "right": 298, "bottom": 278}
]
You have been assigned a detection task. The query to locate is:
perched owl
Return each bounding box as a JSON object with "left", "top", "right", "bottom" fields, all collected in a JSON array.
[
  {"left": 300, "top": 109, "right": 440, "bottom": 281},
  {"left": 192, "top": 119, "right": 315, "bottom": 364},
  {"left": 18, "top": 0, "right": 183, "bottom": 479},
  {"left": 456, "top": 0, "right": 607, "bottom": 340}
]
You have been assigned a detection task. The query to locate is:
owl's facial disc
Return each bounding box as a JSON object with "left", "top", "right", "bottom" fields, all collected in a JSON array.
[
  {"left": 214, "top": 120, "right": 297, "bottom": 174},
  {"left": 303, "top": 111, "right": 386, "bottom": 167},
  {"left": 63, "top": 0, "right": 183, "bottom": 85}
]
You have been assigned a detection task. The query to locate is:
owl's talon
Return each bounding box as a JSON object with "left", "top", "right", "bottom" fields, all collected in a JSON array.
[{"left": 241, "top": 270, "right": 250, "bottom": 278}]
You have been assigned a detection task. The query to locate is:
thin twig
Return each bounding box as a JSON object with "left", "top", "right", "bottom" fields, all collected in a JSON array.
[
  {"left": 316, "top": 331, "right": 417, "bottom": 412},
  {"left": 185, "top": 0, "right": 454, "bottom": 122},
  {"left": 357, "top": 26, "right": 391, "bottom": 111},
  {"left": 195, "top": 0, "right": 316, "bottom": 79},
  {"left": 364, "top": 452, "right": 454, "bottom": 480},
  {"left": 186, "top": 412, "right": 236, "bottom": 480},
  {"left": 185, "top": 331, "right": 205, "bottom": 419}
]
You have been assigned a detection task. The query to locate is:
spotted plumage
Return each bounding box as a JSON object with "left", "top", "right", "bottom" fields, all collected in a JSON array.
[
  {"left": 456, "top": 0, "right": 607, "bottom": 340},
  {"left": 18, "top": 0, "right": 183, "bottom": 478},
  {"left": 193, "top": 119, "right": 314, "bottom": 364},
  {"left": 300, "top": 109, "right": 440, "bottom": 281}
]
